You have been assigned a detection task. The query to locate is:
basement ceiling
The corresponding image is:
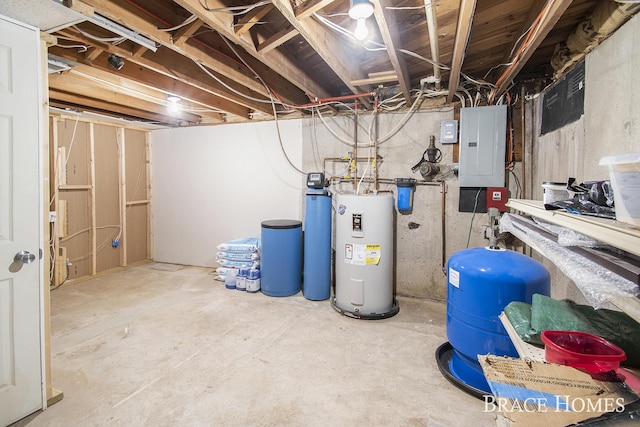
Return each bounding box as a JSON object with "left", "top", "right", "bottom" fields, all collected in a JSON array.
[{"left": 2, "top": 0, "right": 638, "bottom": 127}]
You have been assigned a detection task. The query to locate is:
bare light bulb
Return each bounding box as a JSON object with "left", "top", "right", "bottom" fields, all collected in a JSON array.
[
  {"left": 167, "top": 95, "right": 181, "bottom": 114},
  {"left": 354, "top": 18, "right": 368, "bottom": 41}
]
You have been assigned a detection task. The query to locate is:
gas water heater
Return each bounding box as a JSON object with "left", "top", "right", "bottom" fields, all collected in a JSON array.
[{"left": 332, "top": 193, "right": 398, "bottom": 319}]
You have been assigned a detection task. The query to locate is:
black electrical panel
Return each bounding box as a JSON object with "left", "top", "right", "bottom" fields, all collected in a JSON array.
[{"left": 459, "top": 187, "right": 487, "bottom": 213}]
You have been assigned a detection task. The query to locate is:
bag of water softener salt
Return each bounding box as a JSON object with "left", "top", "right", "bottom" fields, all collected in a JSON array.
[
  {"left": 217, "top": 237, "right": 260, "bottom": 253},
  {"left": 216, "top": 251, "right": 260, "bottom": 261},
  {"left": 216, "top": 258, "right": 260, "bottom": 269}
]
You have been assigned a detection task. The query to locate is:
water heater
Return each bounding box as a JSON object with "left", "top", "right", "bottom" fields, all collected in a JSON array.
[{"left": 332, "top": 193, "right": 398, "bottom": 319}]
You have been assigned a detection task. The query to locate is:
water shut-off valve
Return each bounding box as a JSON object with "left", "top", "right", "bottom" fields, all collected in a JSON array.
[{"left": 412, "top": 135, "right": 442, "bottom": 181}]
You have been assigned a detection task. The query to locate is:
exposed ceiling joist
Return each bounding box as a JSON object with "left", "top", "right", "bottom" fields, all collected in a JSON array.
[
  {"left": 234, "top": 4, "right": 274, "bottom": 37},
  {"left": 257, "top": 26, "right": 299, "bottom": 54},
  {"left": 2, "top": 0, "right": 617, "bottom": 127},
  {"left": 492, "top": 0, "right": 573, "bottom": 97},
  {"left": 53, "top": 28, "right": 264, "bottom": 117},
  {"left": 447, "top": 0, "right": 477, "bottom": 104},
  {"left": 373, "top": 0, "right": 411, "bottom": 104},
  {"left": 271, "top": 0, "right": 370, "bottom": 99},
  {"left": 295, "top": 0, "right": 337, "bottom": 20},
  {"left": 174, "top": 0, "right": 333, "bottom": 100},
  {"left": 80, "top": 0, "right": 274, "bottom": 102}
]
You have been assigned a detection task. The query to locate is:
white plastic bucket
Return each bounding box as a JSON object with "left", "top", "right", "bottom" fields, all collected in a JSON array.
[{"left": 542, "top": 182, "right": 569, "bottom": 204}]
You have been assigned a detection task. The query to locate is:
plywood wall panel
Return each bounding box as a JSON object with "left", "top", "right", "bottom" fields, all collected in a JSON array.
[
  {"left": 58, "top": 120, "right": 90, "bottom": 186},
  {"left": 50, "top": 116, "right": 151, "bottom": 283},
  {"left": 59, "top": 190, "right": 91, "bottom": 280},
  {"left": 94, "top": 124, "right": 122, "bottom": 273},
  {"left": 126, "top": 204, "right": 148, "bottom": 264},
  {"left": 125, "top": 129, "right": 148, "bottom": 202}
]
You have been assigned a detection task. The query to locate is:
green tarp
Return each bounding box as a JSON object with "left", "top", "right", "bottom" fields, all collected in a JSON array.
[{"left": 504, "top": 294, "right": 640, "bottom": 368}]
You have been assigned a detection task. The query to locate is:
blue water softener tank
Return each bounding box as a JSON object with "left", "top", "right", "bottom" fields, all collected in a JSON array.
[
  {"left": 446, "top": 247, "right": 550, "bottom": 393},
  {"left": 261, "top": 219, "right": 302, "bottom": 297},
  {"left": 303, "top": 186, "right": 332, "bottom": 301}
]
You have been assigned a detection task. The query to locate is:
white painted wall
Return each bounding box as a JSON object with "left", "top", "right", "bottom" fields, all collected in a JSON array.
[{"left": 151, "top": 120, "right": 304, "bottom": 267}]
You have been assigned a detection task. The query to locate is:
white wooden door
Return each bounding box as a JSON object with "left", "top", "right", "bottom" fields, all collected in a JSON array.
[{"left": 0, "top": 15, "right": 44, "bottom": 426}]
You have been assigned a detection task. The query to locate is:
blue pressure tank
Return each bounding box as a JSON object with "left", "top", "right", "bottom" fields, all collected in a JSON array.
[
  {"left": 446, "top": 247, "right": 550, "bottom": 393},
  {"left": 261, "top": 220, "right": 302, "bottom": 297},
  {"left": 303, "top": 190, "right": 332, "bottom": 301}
]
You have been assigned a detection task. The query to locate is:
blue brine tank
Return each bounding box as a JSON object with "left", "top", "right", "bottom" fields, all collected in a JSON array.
[{"left": 446, "top": 247, "right": 550, "bottom": 393}]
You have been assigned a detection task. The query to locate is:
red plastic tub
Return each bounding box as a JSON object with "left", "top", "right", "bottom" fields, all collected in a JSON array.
[{"left": 541, "top": 330, "right": 626, "bottom": 374}]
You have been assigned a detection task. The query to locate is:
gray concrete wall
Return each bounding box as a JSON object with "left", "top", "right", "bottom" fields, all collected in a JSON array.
[{"left": 528, "top": 12, "right": 640, "bottom": 304}]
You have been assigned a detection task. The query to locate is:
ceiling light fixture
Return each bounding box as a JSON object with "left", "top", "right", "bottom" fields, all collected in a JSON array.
[
  {"left": 108, "top": 54, "right": 124, "bottom": 71},
  {"left": 167, "top": 95, "right": 181, "bottom": 113},
  {"left": 349, "top": 0, "right": 374, "bottom": 41}
]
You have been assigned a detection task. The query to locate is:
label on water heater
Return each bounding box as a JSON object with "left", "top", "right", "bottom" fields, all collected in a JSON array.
[
  {"left": 449, "top": 267, "right": 460, "bottom": 288},
  {"left": 344, "top": 243, "right": 381, "bottom": 265},
  {"left": 365, "top": 244, "right": 381, "bottom": 265}
]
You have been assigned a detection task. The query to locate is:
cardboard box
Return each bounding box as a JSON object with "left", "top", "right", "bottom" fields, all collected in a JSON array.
[
  {"left": 479, "top": 355, "right": 639, "bottom": 426},
  {"left": 599, "top": 152, "right": 640, "bottom": 226}
]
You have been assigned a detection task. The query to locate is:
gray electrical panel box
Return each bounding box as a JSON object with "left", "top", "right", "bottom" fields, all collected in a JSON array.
[{"left": 458, "top": 105, "right": 507, "bottom": 187}]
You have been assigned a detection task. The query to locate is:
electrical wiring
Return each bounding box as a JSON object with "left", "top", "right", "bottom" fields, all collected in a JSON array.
[
  {"left": 60, "top": 225, "right": 122, "bottom": 243},
  {"left": 315, "top": 107, "right": 360, "bottom": 147},
  {"left": 219, "top": 35, "right": 305, "bottom": 176},
  {"left": 377, "top": 86, "right": 430, "bottom": 144},
  {"left": 356, "top": 144, "right": 373, "bottom": 195},
  {"left": 385, "top": 6, "right": 425, "bottom": 10},
  {"left": 199, "top": 0, "right": 272, "bottom": 15},
  {"left": 72, "top": 25, "right": 126, "bottom": 43},
  {"left": 508, "top": 169, "right": 522, "bottom": 200},
  {"left": 159, "top": 14, "right": 198, "bottom": 32},
  {"left": 491, "top": 0, "right": 555, "bottom": 102},
  {"left": 55, "top": 43, "right": 88, "bottom": 52},
  {"left": 194, "top": 60, "right": 274, "bottom": 104}
]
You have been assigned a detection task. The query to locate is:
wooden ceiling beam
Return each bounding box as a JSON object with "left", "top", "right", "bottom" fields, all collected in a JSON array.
[
  {"left": 53, "top": 29, "right": 266, "bottom": 117},
  {"left": 447, "top": 0, "right": 477, "bottom": 104},
  {"left": 66, "top": 57, "right": 245, "bottom": 120},
  {"left": 295, "top": 0, "right": 336, "bottom": 20},
  {"left": 85, "top": 46, "right": 103, "bottom": 62},
  {"left": 174, "top": 0, "right": 332, "bottom": 100},
  {"left": 234, "top": 4, "right": 274, "bottom": 37},
  {"left": 80, "top": 0, "right": 272, "bottom": 101},
  {"left": 351, "top": 71, "right": 398, "bottom": 86},
  {"left": 48, "top": 83, "right": 204, "bottom": 125},
  {"left": 172, "top": 17, "right": 203, "bottom": 44},
  {"left": 492, "top": 0, "right": 573, "bottom": 97},
  {"left": 372, "top": 0, "right": 411, "bottom": 104},
  {"left": 257, "top": 26, "right": 299, "bottom": 54}
]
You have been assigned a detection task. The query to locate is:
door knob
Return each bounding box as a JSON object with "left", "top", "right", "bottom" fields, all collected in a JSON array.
[{"left": 14, "top": 251, "right": 36, "bottom": 264}]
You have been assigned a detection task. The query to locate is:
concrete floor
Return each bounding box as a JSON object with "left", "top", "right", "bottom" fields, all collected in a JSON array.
[{"left": 16, "top": 263, "right": 497, "bottom": 426}]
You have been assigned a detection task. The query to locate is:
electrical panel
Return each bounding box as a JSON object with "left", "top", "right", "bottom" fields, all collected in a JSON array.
[{"left": 458, "top": 105, "right": 507, "bottom": 187}]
